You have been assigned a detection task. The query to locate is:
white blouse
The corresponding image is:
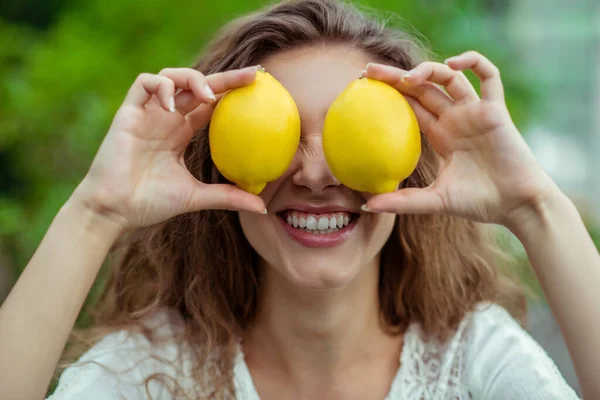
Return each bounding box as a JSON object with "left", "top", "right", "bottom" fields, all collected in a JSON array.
[{"left": 47, "top": 303, "right": 580, "bottom": 399}]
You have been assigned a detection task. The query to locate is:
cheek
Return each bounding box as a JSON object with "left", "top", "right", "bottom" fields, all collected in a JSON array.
[
  {"left": 364, "top": 212, "right": 397, "bottom": 255},
  {"left": 257, "top": 155, "right": 301, "bottom": 206},
  {"left": 258, "top": 183, "right": 279, "bottom": 206},
  {"left": 373, "top": 212, "right": 396, "bottom": 237},
  {"left": 238, "top": 212, "right": 265, "bottom": 254},
  {"left": 238, "top": 211, "right": 281, "bottom": 265}
]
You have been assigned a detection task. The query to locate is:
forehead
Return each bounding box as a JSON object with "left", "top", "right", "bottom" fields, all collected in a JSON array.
[{"left": 260, "top": 46, "right": 369, "bottom": 126}]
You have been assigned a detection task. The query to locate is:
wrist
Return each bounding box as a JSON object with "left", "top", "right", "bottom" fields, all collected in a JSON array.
[
  {"left": 65, "top": 182, "right": 129, "bottom": 243},
  {"left": 504, "top": 184, "right": 575, "bottom": 243}
]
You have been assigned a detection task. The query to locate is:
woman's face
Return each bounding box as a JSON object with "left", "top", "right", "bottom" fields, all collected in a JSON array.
[{"left": 238, "top": 46, "right": 396, "bottom": 289}]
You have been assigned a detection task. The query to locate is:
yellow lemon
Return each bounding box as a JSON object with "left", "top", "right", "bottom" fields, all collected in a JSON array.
[
  {"left": 209, "top": 69, "right": 301, "bottom": 194},
  {"left": 323, "top": 77, "right": 421, "bottom": 194}
]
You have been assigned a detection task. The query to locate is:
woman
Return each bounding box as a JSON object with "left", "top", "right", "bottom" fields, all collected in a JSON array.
[{"left": 0, "top": 0, "right": 598, "bottom": 399}]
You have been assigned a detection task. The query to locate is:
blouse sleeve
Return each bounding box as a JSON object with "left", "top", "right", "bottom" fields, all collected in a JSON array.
[
  {"left": 46, "top": 330, "right": 169, "bottom": 400},
  {"left": 465, "top": 303, "right": 580, "bottom": 400}
]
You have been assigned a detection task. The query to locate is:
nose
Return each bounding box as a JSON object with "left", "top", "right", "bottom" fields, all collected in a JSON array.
[{"left": 292, "top": 133, "right": 341, "bottom": 193}]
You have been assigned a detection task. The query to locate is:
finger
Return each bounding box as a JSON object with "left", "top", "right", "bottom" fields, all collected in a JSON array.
[
  {"left": 402, "top": 97, "right": 448, "bottom": 157},
  {"left": 363, "top": 187, "right": 444, "bottom": 215},
  {"left": 167, "top": 65, "right": 260, "bottom": 114},
  {"left": 185, "top": 103, "right": 215, "bottom": 132},
  {"left": 123, "top": 73, "right": 176, "bottom": 112},
  {"left": 159, "top": 68, "right": 216, "bottom": 108},
  {"left": 403, "top": 61, "right": 479, "bottom": 102},
  {"left": 183, "top": 91, "right": 229, "bottom": 131},
  {"left": 172, "top": 90, "right": 197, "bottom": 114},
  {"left": 189, "top": 182, "right": 267, "bottom": 214},
  {"left": 404, "top": 95, "right": 437, "bottom": 134},
  {"left": 364, "top": 63, "right": 453, "bottom": 116},
  {"left": 173, "top": 89, "right": 225, "bottom": 116},
  {"left": 205, "top": 65, "right": 260, "bottom": 95},
  {"left": 444, "top": 51, "right": 504, "bottom": 101}
]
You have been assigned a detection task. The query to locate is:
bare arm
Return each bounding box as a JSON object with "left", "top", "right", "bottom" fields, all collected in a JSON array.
[
  {"left": 0, "top": 66, "right": 265, "bottom": 400},
  {"left": 0, "top": 190, "right": 124, "bottom": 400},
  {"left": 507, "top": 187, "right": 600, "bottom": 399}
]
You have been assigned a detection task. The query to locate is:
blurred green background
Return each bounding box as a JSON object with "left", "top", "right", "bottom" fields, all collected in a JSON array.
[{"left": 0, "top": 0, "right": 598, "bottom": 395}]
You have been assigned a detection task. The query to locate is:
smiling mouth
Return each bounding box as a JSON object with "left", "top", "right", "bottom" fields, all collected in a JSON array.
[{"left": 276, "top": 210, "right": 359, "bottom": 234}]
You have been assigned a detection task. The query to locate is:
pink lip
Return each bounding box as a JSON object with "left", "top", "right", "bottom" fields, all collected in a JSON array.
[{"left": 277, "top": 215, "right": 358, "bottom": 248}]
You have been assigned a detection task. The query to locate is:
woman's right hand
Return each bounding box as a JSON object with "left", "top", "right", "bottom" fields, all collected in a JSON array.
[{"left": 73, "top": 65, "right": 266, "bottom": 230}]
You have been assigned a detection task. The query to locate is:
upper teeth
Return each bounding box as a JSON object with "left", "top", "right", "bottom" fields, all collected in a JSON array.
[{"left": 285, "top": 211, "right": 351, "bottom": 232}]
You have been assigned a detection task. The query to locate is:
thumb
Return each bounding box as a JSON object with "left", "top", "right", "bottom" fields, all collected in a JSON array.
[
  {"left": 188, "top": 182, "right": 267, "bottom": 214},
  {"left": 364, "top": 187, "right": 444, "bottom": 215}
]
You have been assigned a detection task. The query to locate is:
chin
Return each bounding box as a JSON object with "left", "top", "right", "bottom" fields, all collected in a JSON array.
[{"left": 277, "top": 251, "right": 364, "bottom": 290}]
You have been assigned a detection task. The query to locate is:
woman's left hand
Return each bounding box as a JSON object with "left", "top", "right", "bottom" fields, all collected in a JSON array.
[{"left": 362, "top": 51, "right": 556, "bottom": 227}]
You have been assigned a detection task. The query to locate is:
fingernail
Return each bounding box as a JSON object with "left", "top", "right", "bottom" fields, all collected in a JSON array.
[
  {"left": 204, "top": 84, "right": 216, "bottom": 101},
  {"left": 361, "top": 204, "right": 372, "bottom": 212},
  {"left": 168, "top": 96, "right": 176, "bottom": 113},
  {"left": 261, "top": 208, "right": 268, "bottom": 214},
  {"left": 444, "top": 57, "right": 457, "bottom": 64},
  {"left": 362, "top": 62, "right": 376, "bottom": 77},
  {"left": 242, "top": 65, "right": 261, "bottom": 72}
]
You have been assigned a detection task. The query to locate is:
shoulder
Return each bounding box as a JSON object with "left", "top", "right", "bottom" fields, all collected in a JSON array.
[
  {"left": 47, "top": 310, "right": 196, "bottom": 400},
  {"left": 463, "top": 302, "right": 548, "bottom": 371},
  {"left": 463, "top": 302, "right": 524, "bottom": 350},
  {"left": 395, "top": 303, "right": 579, "bottom": 399},
  {"left": 401, "top": 303, "right": 520, "bottom": 366},
  {"left": 463, "top": 303, "right": 580, "bottom": 400}
]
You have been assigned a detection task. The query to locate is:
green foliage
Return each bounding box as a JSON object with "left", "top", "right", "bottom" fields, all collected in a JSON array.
[{"left": 360, "top": 0, "right": 534, "bottom": 125}]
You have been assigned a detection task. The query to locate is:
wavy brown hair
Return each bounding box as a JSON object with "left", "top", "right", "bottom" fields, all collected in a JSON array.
[{"left": 62, "top": 0, "right": 525, "bottom": 398}]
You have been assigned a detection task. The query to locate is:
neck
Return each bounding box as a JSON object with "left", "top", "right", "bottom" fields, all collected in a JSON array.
[{"left": 243, "top": 256, "right": 403, "bottom": 395}]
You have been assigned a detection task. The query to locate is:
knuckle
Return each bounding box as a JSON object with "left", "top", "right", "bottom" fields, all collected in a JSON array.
[
  {"left": 444, "top": 71, "right": 460, "bottom": 86},
  {"left": 158, "top": 80, "right": 175, "bottom": 94},
  {"left": 222, "top": 183, "right": 236, "bottom": 196},
  {"left": 187, "top": 67, "right": 202, "bottom": 74},
  {"left": 137, "top": 72, "right": 153, "bottom": 82},
  {"left": 417, "top": 61, "right": 435, "bottom": 72},
  {"left": 478, "top": 102, "right": 506, "bottom": 122},
  {"left": 160, "top": 75, "right": 175, "bottom": 86},
  {"left": 220, "top": 186, "right": 238, "bottom": 208},
  {"left": 490, "top": 64, "right": 501, "bottom": 77},
  {"left": 182, "top": 67, "right": 205, "bottom": 78},
  {"left": 158, "top": 68, "right": 173, "bottom": 76}
]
